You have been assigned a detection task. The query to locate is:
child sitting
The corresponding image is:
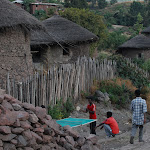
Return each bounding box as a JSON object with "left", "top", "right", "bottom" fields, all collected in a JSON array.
[{"left": 95, "top": 111, "right": 119, "bottom": 137}]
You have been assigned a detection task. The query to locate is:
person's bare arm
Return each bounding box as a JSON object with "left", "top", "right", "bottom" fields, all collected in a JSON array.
[{"left": 95, "top": 123, "right": 104, "bottom": 130}]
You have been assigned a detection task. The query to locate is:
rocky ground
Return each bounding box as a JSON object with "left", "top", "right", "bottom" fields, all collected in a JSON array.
[{"left": 71, "top": 99, "right": 150, "bottom": 150}]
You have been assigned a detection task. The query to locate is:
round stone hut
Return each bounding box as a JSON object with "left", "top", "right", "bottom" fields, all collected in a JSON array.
[
  {"left": 31, "top": 15, "right": 98, "bottom": 68},
  {"left": 0, "top": 0, "right": 44, "bottom": 88},
  {"left": 117, "top": 34, "right": 150, "bottom": 59}
]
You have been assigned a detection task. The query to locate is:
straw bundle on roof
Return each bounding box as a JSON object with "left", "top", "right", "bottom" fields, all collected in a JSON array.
[{"left": 0, "top": 0, "right": 44, "bottom": 30}]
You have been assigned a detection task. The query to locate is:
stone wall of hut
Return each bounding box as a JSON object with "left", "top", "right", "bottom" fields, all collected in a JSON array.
[
  {"left": 120, "top": 48, "right": 150, "bottom": 60},
  {"left": 0, "top": 26, "right": 33, "bottom": 88},
  {"left": 32, "top": 42, "right": 90, "bottom": 69}
]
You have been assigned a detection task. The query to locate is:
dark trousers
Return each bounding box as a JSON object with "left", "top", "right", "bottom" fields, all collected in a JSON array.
[
  {"left": 90, "top": 121, "right": 96, "bottom": 134},
  {"left": 131, "top": 124, "right": 143, "bottom": 141}
]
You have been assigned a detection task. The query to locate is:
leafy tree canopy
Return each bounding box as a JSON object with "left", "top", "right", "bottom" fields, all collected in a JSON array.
[
  {"left": 23, "top": 0, "right": 35, "bottom": 12},
  {"left": 64, "top": 0, "right": 88, "bottom": 9},
  {"left": 133, "top": 13, "right": 143, "bottom": 34},
  {"left": 98, "top": 0, "right": 107, "bottom": 9},
  {"left": 110, "top": 0, "right": 117, "bottom": 5},
  {"left": 59, "top": 8, "right": 107, "bottom": 50},
  {"left": 129, "top": 1, "right": 144, "bottom": 16}
]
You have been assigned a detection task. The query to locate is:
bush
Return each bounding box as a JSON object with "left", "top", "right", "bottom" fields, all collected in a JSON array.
[
  {"left": 109, "top": 55, "right": 150, "bottom": 88},
  {"left": 99, "top": 78, "right": 135, "bottom": 108},
  {"left": 141, "top": 59, "right": 150, "bottom": 73},
  {"left": 48, "top": 98, "right": 74, "bottom": 119}
]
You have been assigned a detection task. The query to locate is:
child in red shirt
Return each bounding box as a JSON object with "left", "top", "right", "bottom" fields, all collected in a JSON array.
[
  {"left": 86, "top": 97, "right": 97, "bottom": 134},
  {"left": 95, "top": 111, "right": 119, "bottom": 137}
]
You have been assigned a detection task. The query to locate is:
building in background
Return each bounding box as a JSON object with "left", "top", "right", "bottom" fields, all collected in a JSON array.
[
  {"left": 30, "top": 2, "right": 63, "bottom": 14},
  {"left": 12, "top": 0, "right": 24, "bottom": 9}
]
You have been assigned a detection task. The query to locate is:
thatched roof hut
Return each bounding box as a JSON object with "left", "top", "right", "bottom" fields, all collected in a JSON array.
[
  {"left": 0, "top": 0, "right": 43, "bottom": 30},
  {"left": 31, "top": 15, "right": 98, "bottom": 67},
  {"left": 117, "top": 34, "right": 150, "bottom": 59},
  {"left": 141, "top": 26, "right": 150, "bottom": 35},
  {"left": 31, "top": 15, "right": 98, "bottom": 45},
  {"left": 118, "top": 34, "right": 150, "bottom": 49},
  {"left": 0, "top": 0, "right": 44, "bottom": 88}
]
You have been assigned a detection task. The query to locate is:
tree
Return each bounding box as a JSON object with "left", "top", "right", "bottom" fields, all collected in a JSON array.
[
  {"left": 91, "top": 0, "right": 96, "bottom": 8},
  {"left": 102, "top": 31, "right": 128, "bottom": 50},
  {"left": 33, "top": 10, "right": 47, "bottom": 20},
  {"left": 98, "top": 0, "right": 107, "bottom": 9},
  {"left": 23, "top": 0, "right": 35, "bottom": 12},
  {"left": 64, "top": 0, "right": 88, "bottom": 9},
  {"left": 110, "top": 0, "right": 117, "bottom": 5},
  {"left": 133, "top": 13, "right": 143, "bottom": 34},
  {"left": 129, "top": 2, "right": 144, "bottom": 17},
  {"left": 59, "top": 8, "right": 107, "bottom": 54}
]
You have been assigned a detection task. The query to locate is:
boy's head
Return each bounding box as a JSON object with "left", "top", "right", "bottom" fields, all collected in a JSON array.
[
  {"left": 86, "top": 96, "right": 93, "bottom": 105},
  {"left": 135, "top": 89, "right": 140, "bottom": 97},
  {"left": 107, "top": 111, "right": 112, "bottom": 118}
]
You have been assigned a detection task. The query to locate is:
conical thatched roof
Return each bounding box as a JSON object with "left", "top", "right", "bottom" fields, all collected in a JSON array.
[
  {"left": 141, "top": 27, "right": 150, "bottom": 34},
  {"left": 118, "top": 34, "right": 150, "bottom": 50},
  {"left": 31, "top": 15, "right": 98, "bottom": 46},
  {"left": 31, "top": 30, "right": 56, "bottom": 46},
  {"left": 0, "top": 0, "right": 44, "bottom": 30}
]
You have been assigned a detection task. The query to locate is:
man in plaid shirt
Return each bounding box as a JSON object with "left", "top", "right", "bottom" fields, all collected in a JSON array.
[{"left": 130, "top": 89, "right": 147, "bottom": 144}]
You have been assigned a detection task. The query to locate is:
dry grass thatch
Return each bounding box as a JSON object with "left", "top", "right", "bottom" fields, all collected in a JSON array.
[
  {"left": 31, "top": 15, "right": 99, "bottom": 46},
  {"left": 142, "top": 26, "right": 150, "bottom": 34},
  {"left": 0, "top": 0, "right": 44, "bottom": 30},
  {"left": 118, "top": 34, "right": 150, "bottom": 50}
]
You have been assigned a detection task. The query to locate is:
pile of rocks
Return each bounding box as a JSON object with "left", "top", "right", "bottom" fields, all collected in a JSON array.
[
  {"left": 94, "top": 90, "right": 110, "bottom": 103},
  {"left": 0, "top": 92, "right": 100, "bottom": 150}
]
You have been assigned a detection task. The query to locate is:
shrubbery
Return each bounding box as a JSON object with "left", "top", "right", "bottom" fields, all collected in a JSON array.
[
  {"left": 48, "top": 98, "right": 74, "bottom": 119},
  {"left": 105, "top": 55, "right": 150, "bottom": 88},
  {"left": 99, "top": 79, "right": 135, "bottom": 108}
]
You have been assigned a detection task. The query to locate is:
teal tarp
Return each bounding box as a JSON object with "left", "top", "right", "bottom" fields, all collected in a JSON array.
[{"left": 56, "top": 118, "right": 97, "bottom": 127}]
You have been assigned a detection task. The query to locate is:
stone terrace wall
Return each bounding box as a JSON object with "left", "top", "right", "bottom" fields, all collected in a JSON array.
[
  {"left": 0, "top": 91, "right": 100, "bottom": 150},
  {"left": 0, "top": 26, "right": 33, "bottom": 89}
]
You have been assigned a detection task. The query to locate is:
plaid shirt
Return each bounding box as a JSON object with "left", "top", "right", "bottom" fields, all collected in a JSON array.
[{"left": 131, "top": 97, "right": 147, "bottom": 125}]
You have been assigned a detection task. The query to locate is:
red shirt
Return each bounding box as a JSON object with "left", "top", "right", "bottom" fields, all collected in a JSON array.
[
  {"left": 87, "top": 104, "right": 97, "bottom": 119},
  {"left": 103, "top": 117, "right": 119, "bottom": 134}
]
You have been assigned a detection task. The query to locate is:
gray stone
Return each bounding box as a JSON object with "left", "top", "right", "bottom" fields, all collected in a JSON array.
[
  {"left": 86, "top": 134, "right": 98, "bottom": 145},
  {"left": 22, "top": 103, "right": 35, "bottom": 112},
  {"left": 2, "top": 100, "right": 14, "bottom": 111},
  {"left": 1, "top": 134, "right": 17, "bottom": 141},
  {"left": 77, "top": 137, "right": 85, "bottom": 146},
  {"left": 3, "top": 143, "right": 16, "bottom": 150},
  {"left": 95, "top": 90, "right": 105, "bottom": 98},
  {"left": 17, "top": 135, "right": 27, "bottom": 147},
  {"left": 65, "top": 136, "right": 75, "bottom": 147},
  {"left": 12, "top": 104, "right": 22, "bottom": 111},
  {"left": 11, "top": 128, "right": 24, "bottom": 134},
  {"left": 0, "top": 126, "right": 11, "bottom": 134},
  {"left": 29, "top": 114, "right": 38, "bottom": 123}
]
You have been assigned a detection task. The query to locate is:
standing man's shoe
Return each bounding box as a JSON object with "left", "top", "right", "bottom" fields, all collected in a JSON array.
[
  {"left": 130, "top": 136, "right": 134, "bottom": 144},
  {"left": 139, "top": 139, "right": 144, "bottom": 142}
]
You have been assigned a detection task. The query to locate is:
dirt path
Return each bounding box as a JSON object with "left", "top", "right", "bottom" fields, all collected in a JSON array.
[{"left": 71, "top": 100, "right": 150, "bottom": 150}]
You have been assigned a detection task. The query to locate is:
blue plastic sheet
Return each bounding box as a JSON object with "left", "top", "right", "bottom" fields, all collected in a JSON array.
[{"left": 56, "top": 118, "right": 97, "bottom": 127}]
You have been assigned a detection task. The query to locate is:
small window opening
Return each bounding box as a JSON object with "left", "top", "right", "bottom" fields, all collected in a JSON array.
[{"left": 138, "top": 53, "right": 144, "bottom": 58}]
